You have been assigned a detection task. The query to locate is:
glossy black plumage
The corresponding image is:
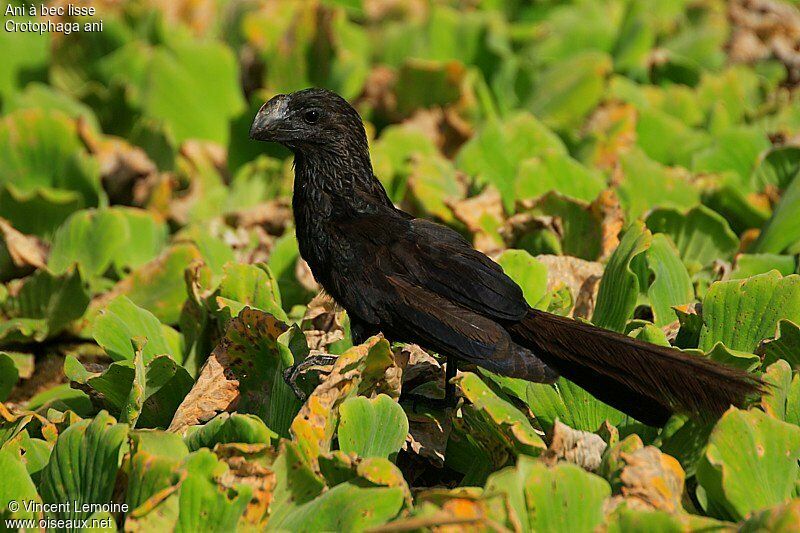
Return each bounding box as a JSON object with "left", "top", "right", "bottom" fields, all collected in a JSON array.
[{"left": 250, "top": 88, "right": 762, "bottom": 426}]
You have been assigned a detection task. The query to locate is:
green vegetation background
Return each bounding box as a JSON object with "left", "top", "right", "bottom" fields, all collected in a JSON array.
[{"left": 1, "top": 0, "right": 800, "bottom": 530}]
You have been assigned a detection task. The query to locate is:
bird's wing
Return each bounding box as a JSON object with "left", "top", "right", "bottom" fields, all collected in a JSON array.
[
  {"left": 332, "top": 208, "right": 528, "bottom": 322},
  {"left": 326, "top": 208, "right": 552, "bottom": 378}
]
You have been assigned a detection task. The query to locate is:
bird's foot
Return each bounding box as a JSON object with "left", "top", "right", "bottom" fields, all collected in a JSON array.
[{"left": 283, "top": 354, "right": 339, "bottom": 401}]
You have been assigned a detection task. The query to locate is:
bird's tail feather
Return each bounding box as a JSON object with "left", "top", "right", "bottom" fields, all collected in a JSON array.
[{"left": 508, "top": 309, "right": 764, "bottom": 426}]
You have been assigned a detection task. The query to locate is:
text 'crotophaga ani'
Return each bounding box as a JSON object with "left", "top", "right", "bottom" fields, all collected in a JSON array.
[{"left": 249, "top": 88, "right": 762, "bottom": 426}]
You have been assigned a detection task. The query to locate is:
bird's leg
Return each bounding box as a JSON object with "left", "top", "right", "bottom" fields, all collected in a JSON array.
[
  {"left": 283, "top": 354, "right": 338, "bottom": 401},
  {"left": 445, "top": 355, "right": 457, "bottom": 404}
]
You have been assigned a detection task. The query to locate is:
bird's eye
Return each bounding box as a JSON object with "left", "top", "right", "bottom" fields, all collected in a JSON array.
[{"left": 303, "top": 109, "right": 320, "bottom": 124}]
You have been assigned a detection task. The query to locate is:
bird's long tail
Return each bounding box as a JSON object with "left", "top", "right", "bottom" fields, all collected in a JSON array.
[{"left": 507, "top": 309, "right": 764, "bottom": 426}]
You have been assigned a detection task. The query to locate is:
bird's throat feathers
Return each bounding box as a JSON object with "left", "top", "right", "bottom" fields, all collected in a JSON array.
[
  {"left": 294, "top": 146, "right": 371, "bottom": 197},
  {"left": 292, "top": 134, "right": 391, "bottom": 216}
]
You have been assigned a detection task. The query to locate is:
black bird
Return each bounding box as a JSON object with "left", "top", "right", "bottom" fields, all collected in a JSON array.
[{"left": 249, "top": 88, "right": 761, "bottom": 426}]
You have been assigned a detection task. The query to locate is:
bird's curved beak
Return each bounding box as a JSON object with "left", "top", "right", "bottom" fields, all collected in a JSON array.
[{"left": 249, "top": 94, "right": 289, "bottom": 141}]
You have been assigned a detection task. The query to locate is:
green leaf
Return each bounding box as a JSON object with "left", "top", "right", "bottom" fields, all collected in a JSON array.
[
  {"left": 759, "top": 360, "right": 794, "bottom": 421},
  {"left": 702, "top": 182, "right": 771, "bottom": 235},
  {"left": 697, "top": 67, "right": 762, "bottom": 127},
  {"left": 177, "top": 226, "right": 235, "bottom": 282},
  {"left": 635, "top": 107, "right": 710, "bottom": 168},
  {"left": 611, "top": 2, "right": 655, "bottom": 77},
  {"left": 214, "top": 262, "right": 287, "bottom": 323},
  {"left": 26, "top": 383, "right": 93, "bottom": 415},
  {"left": 127, "top": 430, "right": 189, "bottom": 512},
  {"left": 692, "top": 127, "right": 771, "bottom": 186},
  {"left": 0, "top": 268, "right": 90, "bottom": 345},
  {"left": 0, "top": 18, "right": 49, "bottom": 103},
  {"left": 112, "top": 207, "right": 169, "bottom": 272},
  {"left": 515, "top": 153, "right": 606, "bottom": 203},
  {"left": 702, "top": 342, "right": 761, "bottom": 372},
  {"left": 0, "top": 185, "right": 86, "bottom": 240},
  {"left": 496, "top": 250, "right": 548, "bottom": 308},
  {"left": 731, "top": 254, "right": 798, "bottom": 280},
  {"left": 395, "top": 59, "right": 465, "bottom": 116},
  {"left": 739, "top": 499, "right": 800, "bottom": 533},
  {"left": 65, "top": 354, "right": 193, "bottom": 429},
  {"left": 455, "top": 372, "right": 546, "bottom": 457},
  {"left": 527, "top": 51, "right": 612, "bottom": 132},
  {"left": 751, "top": 173, "right": 800, "bottom": 254},
  {"left": 605, "top": 503, "right": 725, "bottom": 533},
  {"left": 457, "top": 113, "right": 566, "bottom": 212},
  {"left": 40, "top": 411, "right": 128, "bottom": 525},
  {"left": 592, "top": 222, "right": 651, "bottom": 332},
  {"left": 123, "top": 338, "right": 148, "bottom": 427},
  {"left": 406, "top": 153, "right": 465, "bottom": 224},
  {"left": 617, "top": 148, "right": 699, "bottom": 220},
  {"left": 142, "top": 41, "right": 245, "bottom": 145},
  {"left": 272, "top": 482, "right": 405, "bottom": 532},
  {"left": 5, "top": 83, "right": 101, "bottom": 132},
  {"left": 645, "top": 234, "right": 694, "bottom": 327},
  {"left": 174, "top": 449, "right": 252, "bottom": 531},
  {"left": 184, "top": 412, "right": 275, "bottom": 451},
  {"left": 696, "top": 408, "right": 800, "bottom": 521},
  {"left": 484, "top": 457, "right": 610, "bottom": 532},
  {"left": 757, "top": 320, "right": 800, "bottom": 369},
  {"left": 0, "top": 448, "right": 41, "bottom": 520},
  {"left": 266, "top": 441, "right": 325, "bottom": 527},
  {"left": 531, "top": 2, "right": 620, "bottom": 65},
  {"left": 109, "top": 243, "right": 203, "bottom": 325},
  {"left": 645, "top": 205, "right": 739, "bottom": 274},
  {"left": 523, "top": 193, "right": 604, "bottom": 260},
  {"left": 205, "top": 308, "right": 301, "bottom": 438},
  {"left": 267, "top": 232, "right": 315, "bottom": 311},
  {"left": 752, "top": 146, "right": 800, "bottom": 191},
  {"left": 0, "top": 109, "right": 101, "bottom": 237},
  {"left": 0, "top": 352, "right": 19, "bottom": 402},
  {"left": 525, "top": 378, "right": 627, "bottom": 433},
  {"left": 337, "top": 395, "right": 408, "bottom": 461},
  {"left": 699, "top": 272, "right": 800, "bottom": 353},
  {"left": 93, "top": 296, "right": 180, "bottom": 363},
  {"left": 628, "top": 322, "right": 671, "bottom": 346},
  {"left": 371, "top": 126, "right": 438, "bottom": 202}
]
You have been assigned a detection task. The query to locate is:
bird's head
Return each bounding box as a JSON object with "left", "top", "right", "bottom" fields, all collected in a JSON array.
[{"left": 249, "top": 88, "right": 368, "bottom": 156}]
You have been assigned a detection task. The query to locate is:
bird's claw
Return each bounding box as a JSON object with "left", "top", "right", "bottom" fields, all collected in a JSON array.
[{"left": 283, "top": 354, "right": 339, "bottom": 401}]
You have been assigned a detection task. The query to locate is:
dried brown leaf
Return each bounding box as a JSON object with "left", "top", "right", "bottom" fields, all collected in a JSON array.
[
  {"left": 607, "top": 446, "right": 686, "bottom": 514},
  {"left": 403, "top": 411, "right": 453, "bottom": 468},
  {"left": 582, "top": 102, "right": 638, "bottom": 170},
  {"left": 359, "top": 65, "right": 398, "bottom": 117},
  {"left": 167, "top": 352, "right": 239, "bottom": 433},
  {"left": 541, "top": 420, "right": 607, "bottom": 472},
  {"left": 535, "top": 255, "right": 603, "bottom": 319},
  {"left": 169, "top": 308, "right": 293, "bottom": 434},
  {"left": 290, "top": 336, "right": 393, "bottom": 468},
  {"left": 592, "top": 189, "right": 624, "bottom": 261},
  {"left": 301, "top": 293, "right": 346, "bottom": 352},
  {"left": 729, "top": 0, "right": 800, "bottom": 84},
  {"left": 216, "top": 443, "right": 277, "bottom": 527},
  {"left": 0, "top": 218, "right": 47, "bottom": 272},
  {"left": 79, "top": 119, "right": 158, "bottom": 205},
  {"left": 449, "top": 186, "right": 506, "bottom": 254},
  {"left": 396, "top": 343, "right": 443, "bottom": 394},
  {"left": 223, "top": 199, "right": 293, "bottom": 235},
  {"left": 402, "top": 108, "right": 474, "bottom": 158}
]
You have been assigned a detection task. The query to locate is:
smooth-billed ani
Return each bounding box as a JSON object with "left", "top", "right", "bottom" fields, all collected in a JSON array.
[{"left": 249, "top": 88, "right": 761, "bottom": 426}]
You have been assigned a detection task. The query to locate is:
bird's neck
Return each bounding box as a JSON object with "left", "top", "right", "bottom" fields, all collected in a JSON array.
[
  {"left": 293, "top": 148, "right": 373, "bottom": 200},
  {"left": 291, "top": 147, "right": 392, "bottom": 282},
  {"left": 292, "top": 147, "right": 392, "bottom": 215}
]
